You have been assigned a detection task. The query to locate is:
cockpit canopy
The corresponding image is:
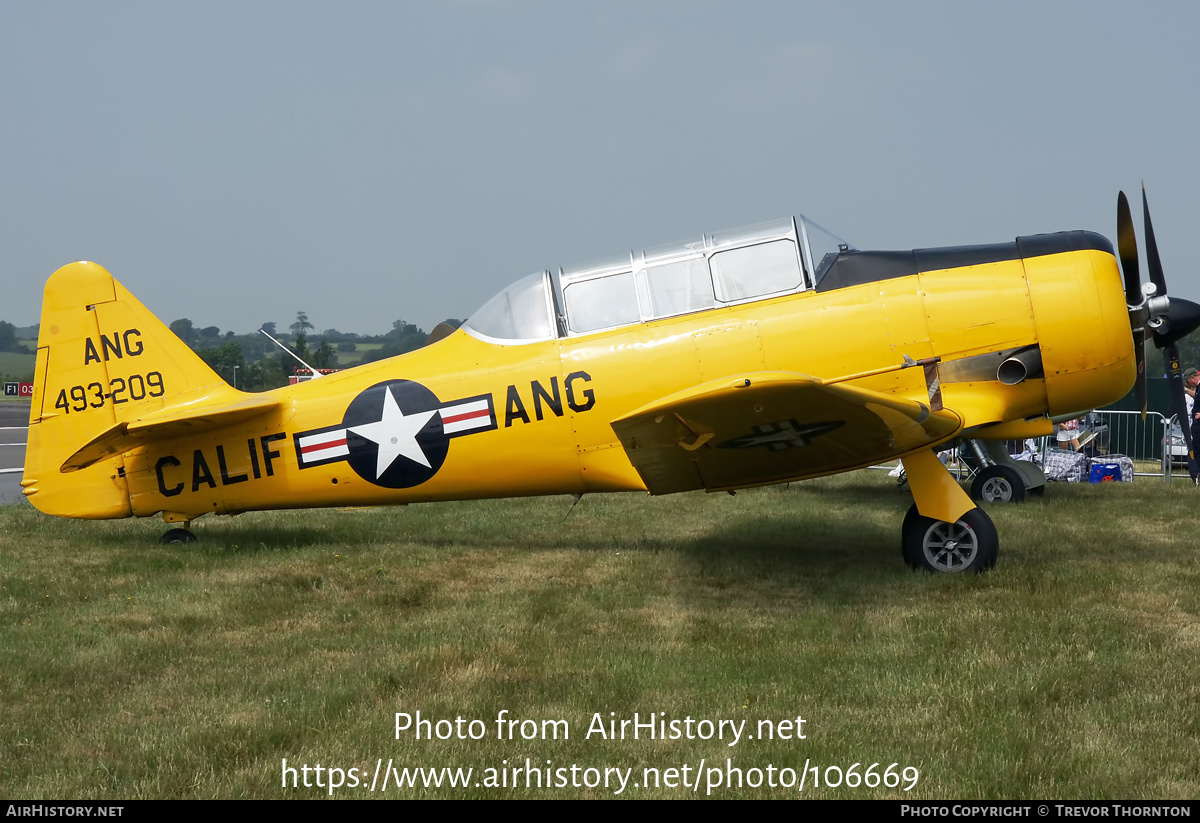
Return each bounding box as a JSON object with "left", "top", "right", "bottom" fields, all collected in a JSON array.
[{"left": 462, "top": 215, "right": 852, "bottom": 343}]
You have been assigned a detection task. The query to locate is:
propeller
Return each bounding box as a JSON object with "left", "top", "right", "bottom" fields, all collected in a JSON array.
[
  {"left": 1116, "top": 186, "right": 1200, "bottom": 460},
  {"left": 1116, "top": 192, "right": 1147, "bottom": 413}
]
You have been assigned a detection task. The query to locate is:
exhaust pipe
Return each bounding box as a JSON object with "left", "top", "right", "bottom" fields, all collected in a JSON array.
[{"left": 997, "top": 345, "right": 1044, "bottom": 385}]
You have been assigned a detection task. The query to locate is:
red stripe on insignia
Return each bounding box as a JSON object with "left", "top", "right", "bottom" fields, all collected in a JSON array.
[
  {"left": 302, "top": 437, "right": 346, "bottom": 455},
  {"left": 441, "top": 408, "right": 490, "bottom": 425}
]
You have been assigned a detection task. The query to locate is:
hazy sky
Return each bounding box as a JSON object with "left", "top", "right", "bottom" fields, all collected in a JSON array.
[{"left": 3, "top": 1, "right": 1198, "bottom": 336}]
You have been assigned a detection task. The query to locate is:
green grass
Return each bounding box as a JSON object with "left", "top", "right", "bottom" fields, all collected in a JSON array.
[
  {"left": 0, "top": 351, "right": 35, "bottom": 380},
  {"left": 1, "top": 473, "right": 1198, "bottom": 799},
  {"left": 333, "top": 342, "right": 383, "bottom": 367}
]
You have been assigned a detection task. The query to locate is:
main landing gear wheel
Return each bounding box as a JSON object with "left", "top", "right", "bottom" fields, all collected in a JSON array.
[
  {"left": 901, "top": 504, "right": 998, "bottom": 573},
  {"left": 160, "top": 528, "right": 198, "bottom": 545},
  {"left": 970, "top": 465, "right": 1026, "bottom": 503}
]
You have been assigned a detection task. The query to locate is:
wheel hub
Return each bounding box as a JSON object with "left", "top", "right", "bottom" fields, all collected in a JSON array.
[
  {"left": 981, "top": 477, "right": 1012, "bottom": 502},
  {"left": 922, "top": 522, "right": 978, "bottom": 572}
]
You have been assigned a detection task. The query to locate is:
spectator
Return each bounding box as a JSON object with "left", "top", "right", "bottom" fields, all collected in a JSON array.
[
  {"left": 1056, "top": 417, "right": 1082, "bottom": 451},
  {"left": 1185, "top": 368, "right": 1200, "bottom": 483}
]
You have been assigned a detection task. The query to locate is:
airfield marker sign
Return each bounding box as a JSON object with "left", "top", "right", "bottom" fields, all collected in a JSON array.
[{"left": 3, "top": 382, "right": 33, "bottom": 397}]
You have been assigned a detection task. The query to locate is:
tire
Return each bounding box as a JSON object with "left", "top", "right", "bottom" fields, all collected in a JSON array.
[
  {"left": 970, "top": 465, "right": 1026, "bottom": 504},
  {"left": 161, "top": 528, "right": 198, "bottom": 545},
  {"left": 901, "top": 503, "right": 998, "bottom": 573}
]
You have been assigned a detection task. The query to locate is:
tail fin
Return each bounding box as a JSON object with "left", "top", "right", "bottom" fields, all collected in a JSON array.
[{"left": 23, "top": 261, "right": 230, "bottom": 518}]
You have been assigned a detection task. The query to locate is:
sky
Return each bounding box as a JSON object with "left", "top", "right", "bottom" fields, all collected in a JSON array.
[{"left": 3, "top": 1, "right": 1198, "bottom": 337}]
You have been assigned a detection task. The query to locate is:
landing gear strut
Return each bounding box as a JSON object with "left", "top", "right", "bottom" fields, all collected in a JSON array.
[{"left": 900, "top": 448, "right": 1000, "bottom": 573}]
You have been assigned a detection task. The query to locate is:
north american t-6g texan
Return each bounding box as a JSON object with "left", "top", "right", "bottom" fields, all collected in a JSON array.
[{"left": 20, "top": 189, "right": 1200, "bottom": 572}]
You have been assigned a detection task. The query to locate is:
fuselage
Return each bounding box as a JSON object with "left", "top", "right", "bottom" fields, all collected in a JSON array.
[
  {"left": 121, "top": 233, "right": 1133, "bottom": 520},
  {"left": 23, "top": 227, "right": 1134, "bottom": 524}
]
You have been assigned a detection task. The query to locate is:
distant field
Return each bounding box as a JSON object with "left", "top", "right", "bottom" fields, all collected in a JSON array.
[
  {"left": 1, "top": 471, "right": 1197, "bottom": 799},
  {"left": 0, "top": 351, "right": 35, "bottom": 380},
  {"left": 334, "top": 341, "right": 383, "bottom": 367}
]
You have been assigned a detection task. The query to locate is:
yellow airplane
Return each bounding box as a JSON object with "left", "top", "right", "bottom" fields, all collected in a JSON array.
[{"left": 20, "top": 191, "right": 1199, "bottom": 572}]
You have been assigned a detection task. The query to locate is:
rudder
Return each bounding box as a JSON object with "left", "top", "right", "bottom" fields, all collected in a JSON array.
[{"left": 23, "top": 261, "right": 228, "bottom": 519}]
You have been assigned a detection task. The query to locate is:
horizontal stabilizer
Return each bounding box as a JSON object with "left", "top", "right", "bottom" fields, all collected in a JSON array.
[{"left": 61, "top": 392, "right": 280, "bottom": 472}]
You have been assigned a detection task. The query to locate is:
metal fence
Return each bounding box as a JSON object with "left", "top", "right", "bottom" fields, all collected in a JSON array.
[
  {"left": 873, "top": 408, "right": 1187, "bottom": 483},
  {"left": 1085, "top": 409, "right": 1175, "bottom": 480}
]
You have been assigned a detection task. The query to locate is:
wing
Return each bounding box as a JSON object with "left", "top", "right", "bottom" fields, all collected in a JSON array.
[{"left": 611, "top": 371, "right": 962, "bottom": 494}]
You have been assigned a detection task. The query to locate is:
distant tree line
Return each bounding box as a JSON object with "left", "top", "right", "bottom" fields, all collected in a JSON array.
[
  {"left": 167, "top": 312, "right": 462, "bottom": 392},
  {"left": 0, "top": 321, "right": 33, "bottom": 355},
  {"left": 0, "top": 313, "right": 463, "bottom": 388}
]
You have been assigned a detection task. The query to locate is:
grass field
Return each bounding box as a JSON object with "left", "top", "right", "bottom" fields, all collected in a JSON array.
[
  {"left": 0, "top": 351, "right": 35, "bottom": 380},
  {"left": 334, "top": 342, "right": 383, "bottom": 367},
  {"left": 1, "top": 472, "right": 1198, "bottom": 799}
]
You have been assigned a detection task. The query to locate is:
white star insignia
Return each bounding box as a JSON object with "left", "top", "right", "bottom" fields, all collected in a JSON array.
[{"left": 348, "top": 388, "right": 438, "bottom": 478}]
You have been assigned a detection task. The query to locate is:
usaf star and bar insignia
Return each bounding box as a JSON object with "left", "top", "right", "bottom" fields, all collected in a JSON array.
[{"left": 294, "top": 380, "right": 496, "bottom": 489}]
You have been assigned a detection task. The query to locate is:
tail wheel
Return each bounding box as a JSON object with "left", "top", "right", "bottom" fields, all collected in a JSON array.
[
  {"left": 161, "top": 528, "right": 198, "bottom": 545},
  {"left": 901, "top": 504, "right": 998, "bottom": 573},
  {"left": 970, "top": 465, "right": 1026, "bottom": 503}
]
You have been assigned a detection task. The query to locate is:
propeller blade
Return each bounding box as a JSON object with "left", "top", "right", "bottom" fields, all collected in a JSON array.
[
  {"left": 1117, "top": 191, "right": 1140, "bottom": 305},
  {"left": 1119, "top": 186, "right": 1197, "bottom": 453},
  {"left": 1165, "top": 342, "right": 1194, "bottom": 455},
  {"left": 1142, "top": 186, "right": 1167, "bottom": 296},
  {"left": 1119, "top": 191, "right": 1148, "bottom": 415}
]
